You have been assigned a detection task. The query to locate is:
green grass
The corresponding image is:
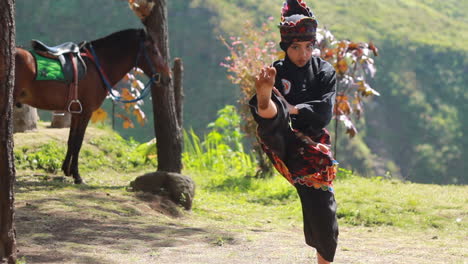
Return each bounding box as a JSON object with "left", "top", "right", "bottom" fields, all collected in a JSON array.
[
  {"left": 14, "top": 122, "right": 156, "bottom": 176},
  {"left": 189, "top": 167, "right": 467, "bottom": 232},
  {"left": 335, "top": 176, "right": 467, "bottom": 230}
]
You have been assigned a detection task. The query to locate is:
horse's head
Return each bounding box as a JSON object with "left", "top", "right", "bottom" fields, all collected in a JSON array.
[{"left": 135, "top": 29, "right": 170, "bottom": 83}]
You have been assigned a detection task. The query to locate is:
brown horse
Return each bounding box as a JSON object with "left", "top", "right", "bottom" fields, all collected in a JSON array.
[{"left": 14, "top": 29, "right": 168, "bottom": 184}]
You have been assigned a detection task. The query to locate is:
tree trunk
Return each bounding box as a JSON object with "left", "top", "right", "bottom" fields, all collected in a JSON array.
[
  {"left": 0, "top": 0, "right": 17, "bottom": 263},
  {"left": 12, "top": 104, "right": 37, "bottom": 133},
  {"left": 50, "top": 111, "right": 71, "bottom": 128},
  {"left": 144, "top": 0, "right": 182, "bottom": 173},
  {"left": 173, "top": 57, "right": 184, "bottom": 128}
]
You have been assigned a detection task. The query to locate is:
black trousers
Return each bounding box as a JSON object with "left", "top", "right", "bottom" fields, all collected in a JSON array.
[{"left": 296, "top": 184, "right": 338, "bottom": 262}]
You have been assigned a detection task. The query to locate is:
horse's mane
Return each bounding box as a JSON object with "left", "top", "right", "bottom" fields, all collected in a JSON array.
[{"left": 91, "top": 28, "right": 145, "bottom": 47}]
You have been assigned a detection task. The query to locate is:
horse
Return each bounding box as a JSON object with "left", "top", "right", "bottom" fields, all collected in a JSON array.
[{"left": 14, "top": 28, "right": 169, "bottom": 184}]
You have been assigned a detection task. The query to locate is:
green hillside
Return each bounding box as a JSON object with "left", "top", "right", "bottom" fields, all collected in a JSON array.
[
  {"left": 193, "top": 0, "right": 468, "bottom": 50},
  {"left": 14, "top": 0, "right": 467, "bottom": 184}
]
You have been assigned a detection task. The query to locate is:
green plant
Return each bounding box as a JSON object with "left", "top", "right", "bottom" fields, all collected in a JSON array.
[
  {"left": 14, "top": 143, "right": 64, "bottom": 173},
  {"left": 183, "top": 105, "right": 256, "bottom": 177}
]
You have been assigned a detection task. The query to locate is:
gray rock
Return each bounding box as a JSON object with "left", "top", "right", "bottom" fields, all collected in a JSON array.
[{"left": 130, "top": 171, "right": 195, "bottom": 210}]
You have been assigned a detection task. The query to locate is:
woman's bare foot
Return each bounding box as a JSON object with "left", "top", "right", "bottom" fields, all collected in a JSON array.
[
  {"left": 317, "top": 252, "right": 331, "bottom": 264},
  {"left": 255, "top": 66, "right": 277, "bottom": 118}
]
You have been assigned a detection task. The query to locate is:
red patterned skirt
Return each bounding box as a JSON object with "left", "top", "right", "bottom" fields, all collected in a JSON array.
[{"left": 259, "top": 128, "right": 338, "bottom": 191}]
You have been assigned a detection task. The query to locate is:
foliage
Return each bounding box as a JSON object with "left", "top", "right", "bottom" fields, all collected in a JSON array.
[
  {"left": 90, "top": 68, "right": 148, "bottom": 129},
  {"left": 183, "top": 105, "right": 256, "bottom": 177},
  {"left": 85, "top": 135, "right": 156, "bottom": 171},
  {"left": 15, "top": 143, "right": 64, "bottom": 173},
  {"left": 219, "top": 18, "right": 278, "bottom": 140},
  {"left": 14, "top": 127, "right": 156, "bottom": 174},
  {"left": 315, "top": 29, "right": 380, "bottom": 137},
  {"left": 367, "top": 42, "right": 467, "bottom": 184},
  {"left": 219, "top": 19, "right": 279, "bottom": 177}
]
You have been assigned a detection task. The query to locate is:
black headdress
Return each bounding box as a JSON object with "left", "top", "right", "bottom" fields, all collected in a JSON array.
[{"left": 279, "top": 0, "right": 318, "bottom": 50}]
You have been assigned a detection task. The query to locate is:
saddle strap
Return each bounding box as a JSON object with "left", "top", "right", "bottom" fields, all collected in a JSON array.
[{"left": 66, "top": 54, "right": 82, "bottom": 114}]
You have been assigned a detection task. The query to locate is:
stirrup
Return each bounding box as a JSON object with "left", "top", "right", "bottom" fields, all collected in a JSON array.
[{"left": 68, "top": 100, "right": 83, "bottom": 114}]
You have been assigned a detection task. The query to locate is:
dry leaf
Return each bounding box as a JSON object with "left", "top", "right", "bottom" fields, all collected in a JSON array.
[{"left": 90, "top": 108, "right": 108, "bottom": 123}]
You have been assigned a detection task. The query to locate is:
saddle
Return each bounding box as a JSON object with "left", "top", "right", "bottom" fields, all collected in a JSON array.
[
  {"left": 31, "top": 39, "right": 87, "bottom": 82},
  {"left": 32, "top": 39, "right": 87, "bottom": 114}
]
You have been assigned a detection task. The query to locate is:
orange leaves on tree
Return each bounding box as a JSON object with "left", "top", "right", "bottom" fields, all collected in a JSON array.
[
  {"left": 121, "top": 88, "right": 136, "bottom": 101},
  {"left": 323, "top": 48, "right": 335, "bottom": 60},
  {"left": 334, "top": 94, "right": 352, "bottom": 115},
  {"left": 339, "top": 115, "right": 357, "bottom": 138},
  {"left": 369, "top": 41, "right": 379, "bottom": 56},
  {"left": 357, "top": 81, "right": 380, "bottom": 97},
  {"left": 116, "top": 114, "right": 135, "bottom": 129},
  {"left": 91, "top": 108, "right": 108, "bottom": 123},
  {"left": 115, "top": 70, "right": 148, "bottom": 129},
  {"left": 314, "top": 28, "right": 380, "bottom": 138},
  {"left": 336, "top": 59, "right": 348, "bottom": 75},
  {"left": 133, "top": 106, "right": 146, "bottom": 126},
  {"left": 93, "top": 69, "right": 148, "bottom": 129},
  {"left": 121, "top": 88, "right": 137, "bottom": 112},
  {"left": 352, "top": 94, "right": 363, "bottom": 118}
]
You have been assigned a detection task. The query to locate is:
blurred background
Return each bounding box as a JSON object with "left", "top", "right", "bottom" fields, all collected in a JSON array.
[{"left": 15, "top": 0, "right": 467, "bottom": 185}]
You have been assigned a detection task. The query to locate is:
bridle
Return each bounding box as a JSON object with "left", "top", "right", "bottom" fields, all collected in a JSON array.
[{"left": 84, "top": 35, "right": 160, "bottom": 103}]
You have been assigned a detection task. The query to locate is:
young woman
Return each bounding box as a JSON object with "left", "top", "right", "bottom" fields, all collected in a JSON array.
[{"left": 249, "top": 0, "right": 338, "bottom": 263}]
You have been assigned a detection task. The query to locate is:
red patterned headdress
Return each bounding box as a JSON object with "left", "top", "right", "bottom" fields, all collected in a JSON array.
[{"left": 279, "top": 0, "right": 318, "bottom": 50}]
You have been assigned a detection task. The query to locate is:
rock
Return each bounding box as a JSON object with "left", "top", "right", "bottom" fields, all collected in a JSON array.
[
  {"left": 165, "top": 172, "right": 196, "bottom": 210},
  {"left": 130, "top": 171, "right": 168, "bottom": 193},
  {"left": 130, "top": 171, "right": 195, "bottom": 210}
]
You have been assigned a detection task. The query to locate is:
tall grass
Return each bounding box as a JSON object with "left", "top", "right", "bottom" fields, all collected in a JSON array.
[{"left": 183, "top": 105, "right": 256, "bottom": 177}]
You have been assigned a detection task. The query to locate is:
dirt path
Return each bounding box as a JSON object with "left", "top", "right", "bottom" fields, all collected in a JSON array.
[{"left": 15, "top": 197, "right": 466, "bottom": 264}]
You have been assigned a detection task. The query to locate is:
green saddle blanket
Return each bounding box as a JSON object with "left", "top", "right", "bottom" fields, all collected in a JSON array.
[{"left": 31, "top": 50, "right": 66, "bottom": 81}]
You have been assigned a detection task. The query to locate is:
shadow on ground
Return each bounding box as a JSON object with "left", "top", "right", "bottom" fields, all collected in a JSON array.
[{"left": 15, "top": 178, "right": 235, "bottom": 264}]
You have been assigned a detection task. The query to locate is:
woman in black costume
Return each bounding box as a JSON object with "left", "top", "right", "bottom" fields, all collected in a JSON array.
[{"left": 249, "top": 0, "right": 339, "bottom": 262}]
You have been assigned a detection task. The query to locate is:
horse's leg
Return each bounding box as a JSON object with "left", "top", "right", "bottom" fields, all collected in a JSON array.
[
  {"left": 62, "top": 128, "right": 75, "bottom": 177},
  {"left": 63, "top": 112, "right": 92, "bottom": 184}
]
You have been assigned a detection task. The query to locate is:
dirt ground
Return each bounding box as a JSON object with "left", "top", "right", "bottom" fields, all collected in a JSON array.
[{"left": 15, "top": 195, "right": 466, "bottom": 264}]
